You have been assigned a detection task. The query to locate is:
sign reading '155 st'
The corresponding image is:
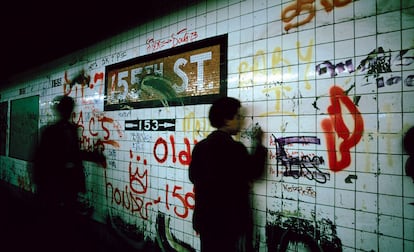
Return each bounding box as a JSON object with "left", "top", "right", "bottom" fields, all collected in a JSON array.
[{"left": 104, "top": 34, "right": 227, "bottom": 111}]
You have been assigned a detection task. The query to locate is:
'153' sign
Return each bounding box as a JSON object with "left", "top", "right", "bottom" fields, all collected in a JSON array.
[{"left": 125, "top": 119, "right": 175, "bottom": 131}]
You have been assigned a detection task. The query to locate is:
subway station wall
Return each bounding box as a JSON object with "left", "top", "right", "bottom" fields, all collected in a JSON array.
[{"left": 1, "top": 0, "right": 413, "bottom": 251}]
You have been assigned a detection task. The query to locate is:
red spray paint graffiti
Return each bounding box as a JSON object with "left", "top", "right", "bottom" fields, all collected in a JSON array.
[
  {"left": 105, "top": 149, "right": 195, "bottom": 220},
  {"left": 321, "top": 86, "right": 364, "bottom": 172},
  {"left": 63, "top": 70, "right": 105, "bottom": 102},
  {"left": 153, "top": 135, "right": 193, "bottom": 166},
  {"left": 73, "top": 110, "right": 120, "bottom": 154},
  {"left": 129, "top": 150, "right": 148, "bottom": 194},
  {"left": 146, "top": 28, "right": 198, "bottom": 53}
]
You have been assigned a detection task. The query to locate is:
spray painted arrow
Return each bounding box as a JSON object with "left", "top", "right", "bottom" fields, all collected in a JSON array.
[{"left": 345, "top": 174, "right": 358, "bottom": 183}]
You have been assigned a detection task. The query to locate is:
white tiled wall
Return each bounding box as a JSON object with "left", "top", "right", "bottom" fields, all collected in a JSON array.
[{"left": 1, "top": 0, "right": 413, "bottom": 251}]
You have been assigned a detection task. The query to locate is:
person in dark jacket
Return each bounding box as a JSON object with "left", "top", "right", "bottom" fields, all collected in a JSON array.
[
  {"left": 32, "top": 95, "right": 105, "bottom": 250},
  {"left": 34, "top": 95, "right": 85, "bottom": 214},
  {"left": 189, "top": 97, "right": 267, "bottom": 252}
]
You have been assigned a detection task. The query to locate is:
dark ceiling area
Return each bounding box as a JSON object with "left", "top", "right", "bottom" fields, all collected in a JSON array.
[{"left": 1, "top": 1, "right": 193, "bottom": 84}]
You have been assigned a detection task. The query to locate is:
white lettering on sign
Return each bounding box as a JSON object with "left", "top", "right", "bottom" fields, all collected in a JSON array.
[
  {"left": 106, "top": 45, "right": 220, "bottom": 104},
  {"left": 190, "top": 52, "right": 212, "bottom": 92},
  {"left": 104, "top": 35, "right": 227, "bottom": 110}
]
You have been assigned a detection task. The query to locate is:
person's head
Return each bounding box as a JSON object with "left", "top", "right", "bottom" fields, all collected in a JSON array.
[
  {"left": 53, "top": 95, "right": 75, "bottom": 120},
  {"left": 209, "top": 96, "right": 242, "bottom": 135}
]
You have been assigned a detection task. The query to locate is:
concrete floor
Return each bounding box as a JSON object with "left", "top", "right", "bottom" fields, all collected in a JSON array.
[{"left": 0, "top": 183, "right": 160, "bottom": 252}]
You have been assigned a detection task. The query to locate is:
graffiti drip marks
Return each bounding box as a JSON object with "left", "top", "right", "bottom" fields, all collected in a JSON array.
[
  {"left": 266, "top": 212, "right": 342, "bottom": 252},
  {"left": 156, "top": 212, "right": 195, "bottom": 252}
]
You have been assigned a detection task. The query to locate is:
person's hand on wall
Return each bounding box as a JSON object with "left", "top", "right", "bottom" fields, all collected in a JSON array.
[
  {"left": 81, "top": 150, "right": 107, "bottom": 168},
  {"left": 94, "top": 151, "right": 107, "bottom": 168},
  {"left": 252, "top": 124, "right": 264, "bottom": 146}
]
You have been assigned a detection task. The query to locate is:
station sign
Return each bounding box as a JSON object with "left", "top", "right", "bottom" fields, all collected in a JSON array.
[{"left": 104, "top": 34, "right": 227, "bottom": 110}]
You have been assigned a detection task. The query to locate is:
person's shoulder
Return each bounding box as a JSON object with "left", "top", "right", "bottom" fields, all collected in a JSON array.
[
  {"left": 41, "top": 123, "right": 57, "bottom": 134},
  {"left": 38, "top": 123, "right": 60, "bottom": 143},
  {"left": 193, "top": 137, "right": 208, "bottom": 149},
  {"left": 55, "top": 120, "right": 77, "bottom": 129}
]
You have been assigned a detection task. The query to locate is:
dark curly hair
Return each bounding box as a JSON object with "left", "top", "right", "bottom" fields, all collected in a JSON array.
[{"left": 208, "top": 96, "right": 241, "bottom": 128}]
